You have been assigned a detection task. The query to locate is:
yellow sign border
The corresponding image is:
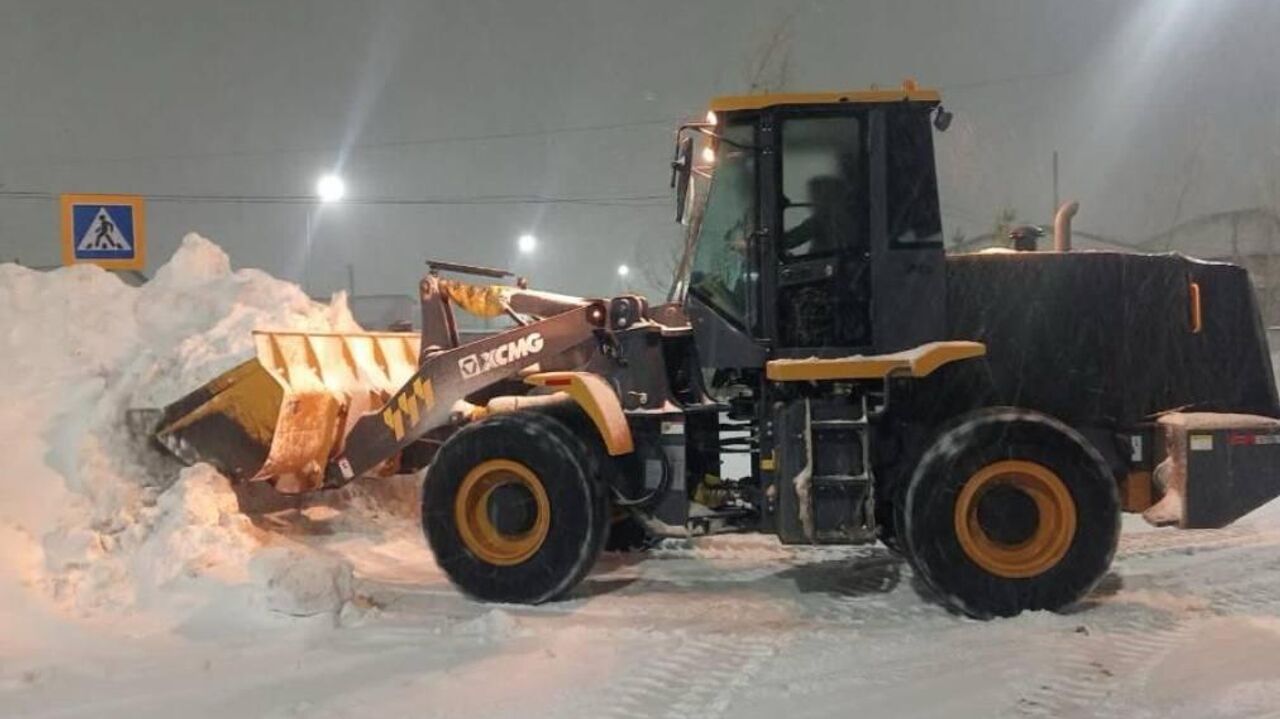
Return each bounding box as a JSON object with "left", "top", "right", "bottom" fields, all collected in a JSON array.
[{"left": 60, "top": 193, "right": 147, "bottom": 270}]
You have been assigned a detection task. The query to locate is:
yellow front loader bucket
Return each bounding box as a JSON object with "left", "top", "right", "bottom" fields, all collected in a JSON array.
[{"left": 153, "top": 330, "right": 421, "bottom": 492}]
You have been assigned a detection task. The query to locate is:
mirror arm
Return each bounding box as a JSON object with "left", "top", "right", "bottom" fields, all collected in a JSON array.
[{"left": 676, "top": 123, "right": 758, "bottom": 151}]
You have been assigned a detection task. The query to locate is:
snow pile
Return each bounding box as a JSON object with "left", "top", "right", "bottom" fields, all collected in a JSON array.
[
  {"left": 0, "top": 234, "right": 362, "bottom": 622},
  {"left": 248, "top": 546, "right": 355, "bottom": 617}
]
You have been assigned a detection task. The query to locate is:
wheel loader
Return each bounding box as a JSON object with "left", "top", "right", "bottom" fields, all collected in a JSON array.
[{"left": 144, "top": 84, "right": 1280, "bottom": 618}]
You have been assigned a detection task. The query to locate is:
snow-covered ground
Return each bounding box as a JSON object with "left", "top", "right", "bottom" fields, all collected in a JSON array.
[
  {"left": 3, "top": 238, "right": 1280, "bottom": 718},
  {"left": 8, "top": 514, "right": 1280, "bottom": 719}
]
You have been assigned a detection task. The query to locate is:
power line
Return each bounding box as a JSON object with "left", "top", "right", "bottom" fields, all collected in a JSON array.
[
  {"left": 0, "top": 68, "right": 1085, "bottom": 170},
  {"left": 0, "top": 189, "right": 669, "bottom": 208},
  {"left": 0, "top": 116, "right": 681, "bottom": 170},
  {"left": 0, "top": 68, "right": 1087, "bottom": 172}
]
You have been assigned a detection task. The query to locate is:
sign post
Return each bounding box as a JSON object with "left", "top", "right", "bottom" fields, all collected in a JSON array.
[{"left": 60, "top": 193, "right": 146, "bottom": 270}]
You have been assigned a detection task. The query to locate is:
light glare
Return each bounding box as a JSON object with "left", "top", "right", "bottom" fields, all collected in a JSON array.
[
  {"left": 517, "top": 233, "right": 537, "bottom": 254},
  {"left": 315, "top": 173, "right": 346, "bottom": 203},
  {"left": 617, "top": 264, "right": 630, "bottom": 278}
]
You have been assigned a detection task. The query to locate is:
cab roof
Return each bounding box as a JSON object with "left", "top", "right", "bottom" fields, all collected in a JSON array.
[{"left": 708, "top": 87, "right": 940, "bottom": 113}]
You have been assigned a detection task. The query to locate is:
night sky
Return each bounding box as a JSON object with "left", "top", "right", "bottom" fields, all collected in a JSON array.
[{"left": 2, "top": 0, "right": 1276, "bottom": 298}]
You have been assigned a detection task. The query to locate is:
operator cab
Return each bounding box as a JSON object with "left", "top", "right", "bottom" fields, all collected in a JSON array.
[{"left": 670, "top": 85, "right": 952, "bottom": 367}]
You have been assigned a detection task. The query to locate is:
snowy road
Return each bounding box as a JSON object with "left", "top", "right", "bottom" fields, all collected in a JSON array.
[{"left": 7, "top": 510, "right": 1280, "bottom": 719}]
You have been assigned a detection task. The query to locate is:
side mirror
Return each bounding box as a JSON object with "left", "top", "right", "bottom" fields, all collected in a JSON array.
[
  {"left": 933, "top": 105, "right": 953, "bottom": 132},
  {"left": 671, "top": 135, "right": 694, "bottom": 223}
]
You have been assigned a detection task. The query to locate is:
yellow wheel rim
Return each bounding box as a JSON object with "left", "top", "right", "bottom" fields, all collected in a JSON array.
[
  {"left": 454, "top": 459, "right": 551, "bottom": 566},
  {"left": 953, "top": 459, "right": 1077, "bottom": 579}
]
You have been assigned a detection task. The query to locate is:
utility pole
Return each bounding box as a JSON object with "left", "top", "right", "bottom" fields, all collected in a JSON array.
[{"left": 1052, "top": 150, "right": 1060, "bottom": 220}]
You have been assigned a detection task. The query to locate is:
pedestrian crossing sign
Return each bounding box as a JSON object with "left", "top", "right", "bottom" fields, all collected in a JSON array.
[{"left": 60, "top": 193, "right": 146, "bottom": 270}]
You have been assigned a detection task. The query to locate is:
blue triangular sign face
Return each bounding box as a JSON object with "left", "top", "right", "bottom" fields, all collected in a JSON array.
[
  {"left": 76, "top": 206, "right": 133, "bottom": 252},
  {"left": 63, "top": 194, "right": 143, "bottom": 268}
]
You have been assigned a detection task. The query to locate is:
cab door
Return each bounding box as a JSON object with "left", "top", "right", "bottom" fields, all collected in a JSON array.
[
  {"left": 772, "top": 111, "right": 873, "bottom": 354},
  {"left": 868, "top": 107, "right": 946, "bottom": 353}
]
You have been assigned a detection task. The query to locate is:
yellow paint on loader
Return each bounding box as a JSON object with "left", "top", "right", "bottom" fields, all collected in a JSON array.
[
  {"left": 156, "top": 329, "right": 421, "bottom": 491},
  {"left": 439, "top": 279, "right": 514, "bottom": 318},
  {"left": 766, "top": 341, "right": 986, "bottom": 382},
  {"left": 383, "top": 377, "right": 436, "bottom": 442},
  {"left": 156, "top": 359, "right": 284, "bottom": 448}
]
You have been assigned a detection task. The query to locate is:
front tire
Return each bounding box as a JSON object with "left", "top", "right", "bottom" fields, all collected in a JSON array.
[
  {"left": 422, "top": 412, "right": 610, "bottom": 604},
  {"left": 903, "top": 408, "right": 1120, "bottom": 618}
]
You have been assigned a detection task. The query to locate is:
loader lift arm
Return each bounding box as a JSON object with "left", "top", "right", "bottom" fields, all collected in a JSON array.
[
  {"left": 147, "top": 273, "right": 616, "bottom": 494},
  {"left": 326, "top": 300, "right": 610, "bottom": 486}
]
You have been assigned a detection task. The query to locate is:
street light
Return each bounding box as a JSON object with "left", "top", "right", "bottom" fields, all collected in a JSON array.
[
  {"left": 517, "top": 233, "right": 537, "bottom": 254},
  {"left": 315, "top": 173, "right": 346, "bottom": 203}
]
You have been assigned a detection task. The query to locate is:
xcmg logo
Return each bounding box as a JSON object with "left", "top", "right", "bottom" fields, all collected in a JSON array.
[{"left": 458, "top": 332, "right": 545, "bottom": 378}]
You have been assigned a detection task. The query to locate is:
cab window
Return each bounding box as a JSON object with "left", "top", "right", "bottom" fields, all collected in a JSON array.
[
  {"left": 886, "top": 108, "right": 943, "bottom": 248},
  {"left": 776, "top": 114, "right": 870, "bottom": 349},
  {"left": 688, "top": 123, "right": 755, "bottom": 327},
  {"left": 780, "top": 116, "right": 868, "bottom": 259}
]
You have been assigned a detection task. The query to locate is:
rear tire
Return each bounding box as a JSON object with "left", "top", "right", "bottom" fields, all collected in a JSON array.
[
  {"left": 903, "top": 408, "right": 1119, "bottom": 618},
  {"left": 422, "top": 412, "right": 610, "bottom": 604}
]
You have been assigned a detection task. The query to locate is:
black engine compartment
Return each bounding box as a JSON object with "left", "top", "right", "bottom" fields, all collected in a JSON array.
[{"left": 945, "top": 251, "right": 1280, "bottom": 426}]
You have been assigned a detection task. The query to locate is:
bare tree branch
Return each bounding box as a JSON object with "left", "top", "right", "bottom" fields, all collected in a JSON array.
[{"left": 744, "top": 9, "right": 800, "bottom": 94}]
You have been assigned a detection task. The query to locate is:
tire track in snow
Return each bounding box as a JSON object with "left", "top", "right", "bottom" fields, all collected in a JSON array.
[
  {"left": 1115, "top": 524, "right": 1263, "bottom": 559},
  {"left": 1116, "top": 526, "right": 1280, "bottom": 617},
  {"left": 596, "top": 630, "right": 781, "bottom": 719},
  {"left": 645, "top": 542, "right": 937, "bottom": 628},
  {"left": 642, "top": 541, "right": 886, "bottom": 592},
  {"left": 1012, "top": 605, "right": 1193, "bottom": 718},
  {"left": 795, "top": 557, "right": 940, "bottom": 628},
  {"left": 1012, "top": 524, "right": 1280, "bottom": 717},
  {"left": 1197, "top": 547, "right": 1280, "bottom": 617}
]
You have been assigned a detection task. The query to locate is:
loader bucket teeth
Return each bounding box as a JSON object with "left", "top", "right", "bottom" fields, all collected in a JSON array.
[{"left": 153, "top": 330, "right": 420, "bottom": 490}]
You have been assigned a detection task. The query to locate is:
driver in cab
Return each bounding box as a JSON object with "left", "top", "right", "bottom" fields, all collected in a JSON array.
[{"left": 782, "top": 175, "right": 861, "bottom": 258}]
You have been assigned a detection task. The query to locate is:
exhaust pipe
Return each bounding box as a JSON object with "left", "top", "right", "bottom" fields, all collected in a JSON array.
[{"left": 1054, "top": 201, "right": 1079, "bottom": 252}]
